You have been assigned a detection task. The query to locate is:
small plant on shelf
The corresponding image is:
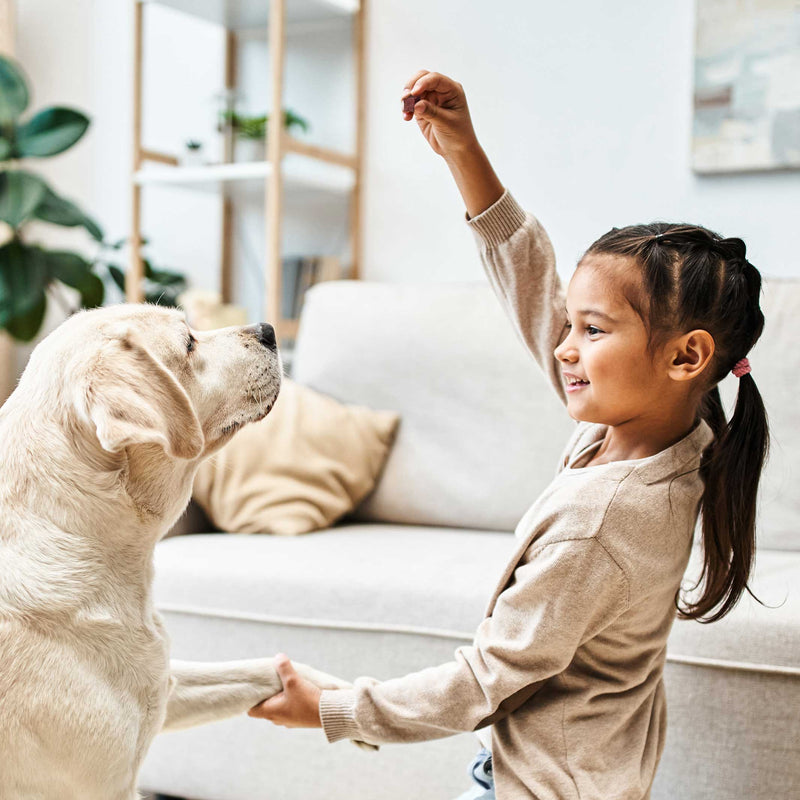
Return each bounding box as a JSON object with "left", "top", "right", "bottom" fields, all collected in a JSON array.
[{"left": 218, "top": 109, "right": 310, "bottom": 140}]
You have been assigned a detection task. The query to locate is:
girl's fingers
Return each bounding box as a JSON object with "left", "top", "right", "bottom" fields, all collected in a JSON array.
[
  {"left": 248, "top": 697, "right": 275, "bottom": 718},
  {"left": 414, "top": 100, "right": 459, "bottom": 129},
  {"left": 409, "top": 71, "right": 460, "bottom": 101},
  {"left": 403, "top": 69, "right": 431, "bottom": 98}
]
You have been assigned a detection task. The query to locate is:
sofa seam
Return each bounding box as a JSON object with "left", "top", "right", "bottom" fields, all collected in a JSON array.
[{"left": 155, "top": 602, "right": 475, "bottom": 641}]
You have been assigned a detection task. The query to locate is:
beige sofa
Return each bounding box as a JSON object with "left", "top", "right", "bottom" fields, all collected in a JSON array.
[{"left": 139, "top": 279, "right": 800, "bottom": 800}]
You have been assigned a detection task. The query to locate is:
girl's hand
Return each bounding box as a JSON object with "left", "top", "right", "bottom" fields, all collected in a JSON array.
[
  {"left": 402, "top": 70, "right": 479, "bottom": 159},
  {"left": 247, "top": 654, "right": 322, "bottom": 728}
]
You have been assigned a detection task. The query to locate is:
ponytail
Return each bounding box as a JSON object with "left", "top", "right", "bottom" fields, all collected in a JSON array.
[{"left": 679, "top": 374, "right": 770, "bottom": 622}]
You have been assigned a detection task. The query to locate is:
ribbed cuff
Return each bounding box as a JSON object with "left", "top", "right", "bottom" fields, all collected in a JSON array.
[
  {"left": 319, "top": 689, "right": 361, "bottom": 744},
  {"left": 466, "top": 188, "right": 527, "bottom": 247}
]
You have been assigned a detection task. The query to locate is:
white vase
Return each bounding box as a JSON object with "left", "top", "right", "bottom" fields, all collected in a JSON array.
[{"left": 234, "top": 138, "right": 267, "bottom": 162}]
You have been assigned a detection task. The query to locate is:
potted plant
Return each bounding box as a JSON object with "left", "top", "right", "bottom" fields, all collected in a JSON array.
[
  {"left": 0, "top": 55, "right": 188, "bottom": 344},
  {"left": 183, "top": 139, "right": 204, "bottom": 167},
  {"left": 218, "top": 109, "right": 310, "bottom": 162},
  {"left": 0, "top": 55, "right": 105, "bottom": 341}
]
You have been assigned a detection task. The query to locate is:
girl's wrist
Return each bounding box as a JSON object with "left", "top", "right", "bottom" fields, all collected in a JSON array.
[
  {"left": 444, "top": 142, "right": 505, "bottom": 219},
  {"left": 442, "top": 136, "right": 484, "bottom": 167}
]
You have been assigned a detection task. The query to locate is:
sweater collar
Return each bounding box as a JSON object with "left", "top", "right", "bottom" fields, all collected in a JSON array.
[{"left": 564, "top": 418, "right": 715, "bottom": 486}]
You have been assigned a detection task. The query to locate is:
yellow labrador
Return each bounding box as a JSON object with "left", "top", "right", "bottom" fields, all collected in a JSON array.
[{"left": 0, "top": 304, "right": 362, "bottom": 800}]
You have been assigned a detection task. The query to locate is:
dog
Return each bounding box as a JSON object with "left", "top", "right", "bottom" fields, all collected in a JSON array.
[{"left": 0, "top": 303, "right": 363, "bottom": 800}]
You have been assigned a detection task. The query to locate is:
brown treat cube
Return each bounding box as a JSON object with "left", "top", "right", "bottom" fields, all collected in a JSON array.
[{"left": 403, "top": 95, "right": 419, "bottom": 115}]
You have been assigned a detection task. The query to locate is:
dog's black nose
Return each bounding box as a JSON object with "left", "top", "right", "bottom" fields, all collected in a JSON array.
[{"left": 256, "top": 323, "right": 277, "bottom": 351}]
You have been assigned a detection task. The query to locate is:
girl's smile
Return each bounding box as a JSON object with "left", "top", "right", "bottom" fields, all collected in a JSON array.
[{"left": 563, "top": 371, "right": 590, "bottom": 392}]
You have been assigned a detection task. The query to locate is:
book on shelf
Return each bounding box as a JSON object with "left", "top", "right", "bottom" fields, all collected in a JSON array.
[{"left": 281, "top": 255, "right": 342, "bottom": 319}]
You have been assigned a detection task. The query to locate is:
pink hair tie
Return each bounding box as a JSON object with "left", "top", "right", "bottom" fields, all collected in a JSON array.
[{"left": 732, "top": 357, "right": 751, "bottom": 378}]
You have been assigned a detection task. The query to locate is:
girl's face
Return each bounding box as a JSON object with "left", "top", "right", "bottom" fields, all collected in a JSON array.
[{"left": 554, "top": 255, "right": 672, "bottom": 425}]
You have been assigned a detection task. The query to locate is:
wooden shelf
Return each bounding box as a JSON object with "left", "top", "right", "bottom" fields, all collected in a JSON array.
[
  {"left": 140, "top": 0, "right": 359, "bottom": 30},
  {"left": 134, "top": 155, "right": 355, "bottom": 194},
  {"left": 129, "top": 0, "right": 367, "bottom": 335}
]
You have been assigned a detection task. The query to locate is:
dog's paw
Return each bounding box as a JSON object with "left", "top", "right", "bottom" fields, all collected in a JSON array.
[{"left": 296, "top": 664, "right": 353, "bottom": 692}]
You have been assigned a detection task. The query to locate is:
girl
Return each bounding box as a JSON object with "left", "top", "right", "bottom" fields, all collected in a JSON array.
[{"left": 248, "top": 70, "right": 770, "bottom": 800}]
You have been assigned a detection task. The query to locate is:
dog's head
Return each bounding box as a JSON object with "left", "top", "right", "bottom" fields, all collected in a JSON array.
[{"left": 23, "top": 303, "right": 281, "bottom": 462}]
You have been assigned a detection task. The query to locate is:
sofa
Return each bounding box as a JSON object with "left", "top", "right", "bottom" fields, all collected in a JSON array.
[{"left": 139, "top": 279, "right": 800, "bottom": 800}]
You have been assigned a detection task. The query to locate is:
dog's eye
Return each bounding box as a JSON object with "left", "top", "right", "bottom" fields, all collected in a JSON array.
[{"left": 186, "top": 334, "right": 197, "bottom": 354}]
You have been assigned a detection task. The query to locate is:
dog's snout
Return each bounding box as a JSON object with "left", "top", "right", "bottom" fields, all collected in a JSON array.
[{"left": 255, "top": 322, "right": 277, "bottom": 352}]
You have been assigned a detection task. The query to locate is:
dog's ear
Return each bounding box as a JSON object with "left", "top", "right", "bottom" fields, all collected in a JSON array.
[{"left": 81, "top": 328, "right": 204, "bottom": 460}]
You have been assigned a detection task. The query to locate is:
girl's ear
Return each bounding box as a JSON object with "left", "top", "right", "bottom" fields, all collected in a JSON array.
[{"left": 667, "top": 328, "right": 715, "bottom": 383}]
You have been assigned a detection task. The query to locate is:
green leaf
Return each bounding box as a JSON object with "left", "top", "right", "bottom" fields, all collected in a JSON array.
[
  {"left": 0, "top": 170, "right": 48, "bottom": 228},
  {"left": 33, "top": 186, "right": 104, "bottom": 241},
  {"left": 44, "top": 250, "right": 104, "bottom": 309},
  {"left": 284, "top": 109, "right": 310, "bottom": 134},
  {"left": 15, "top": 107, "right": 90, "bottom": 158},
  {"left": 108, "top": 264, "right": 126, "bottom": 292},
  {"left": 148, "top": 267, "right": 186, "bottom": 286},
  {"left": 0, "top": 240, "right": 49, "bottom": 331},
  {"left": 4, "top": 292, "right": 46, "bottom": 341},
  {"left": 0, "top": 137, "right": 11, "bottom": 161},
  {"left": 0, "top": 56, "right": 29, "bottom": 125}
]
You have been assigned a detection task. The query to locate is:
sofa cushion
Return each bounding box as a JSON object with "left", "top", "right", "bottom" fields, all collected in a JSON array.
[
  {"left": 153, "top": 525, "right": 517, "bottom": 636},
  {"left": 293, "top": 278, "right": 798, "bottom": 550},
  {"left": 669, "top": 545, "right": 800, "bottom": 670},
  {"left": 292, "top": 281, "right": 575, "bottom": 532},
  {"left": 192, "top": 379, "right": 400, "bottom": 536},
  {"left": 152, "top": 528, "right": 800, "bottom": 677}
]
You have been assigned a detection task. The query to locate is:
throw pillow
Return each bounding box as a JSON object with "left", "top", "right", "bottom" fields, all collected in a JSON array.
[{"left": 192, "top": 378, "right": 400, "bottom": 535}]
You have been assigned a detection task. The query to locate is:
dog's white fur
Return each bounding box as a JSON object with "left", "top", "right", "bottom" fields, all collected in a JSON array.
[{"left": 0, "top": 304, "right": 357, "bottom": 800}]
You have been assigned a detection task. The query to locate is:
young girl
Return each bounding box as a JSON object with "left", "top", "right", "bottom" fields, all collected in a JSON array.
[{"left": 248, "top": 70, "right": 770, "bottom": 800}]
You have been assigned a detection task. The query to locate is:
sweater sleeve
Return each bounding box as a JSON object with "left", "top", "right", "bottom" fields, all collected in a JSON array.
[
  {"left": 466, "top": 189, "right": 569, "bottom": 407},
  {"left": 319, "top": 537, "right": 628, "bottom": 745}
]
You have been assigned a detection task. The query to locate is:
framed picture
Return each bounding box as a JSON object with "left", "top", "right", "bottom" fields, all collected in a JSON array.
[{"left": 693, "top": 0, "right": 800, "bottom": 173}]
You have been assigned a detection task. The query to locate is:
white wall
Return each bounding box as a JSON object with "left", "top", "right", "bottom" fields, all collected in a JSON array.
[
  {"left": 367, "top": 0, "right": 800, "bottom": 282},
  {"left": 13, "top": 0, "right": 800, "bottom": 344}
]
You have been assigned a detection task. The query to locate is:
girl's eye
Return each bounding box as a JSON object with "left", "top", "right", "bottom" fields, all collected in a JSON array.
[{"left": 564, "top": 322, "right": 603, "bottom": 336}]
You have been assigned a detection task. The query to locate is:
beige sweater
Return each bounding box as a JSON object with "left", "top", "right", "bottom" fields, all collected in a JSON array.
[{"left": 319, "top": 190, "right": 714, "bottom": 800}]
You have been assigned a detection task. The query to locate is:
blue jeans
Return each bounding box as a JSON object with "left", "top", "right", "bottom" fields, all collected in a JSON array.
[{"left": 454, "top": 748, "right": 495, "bottom": 800}]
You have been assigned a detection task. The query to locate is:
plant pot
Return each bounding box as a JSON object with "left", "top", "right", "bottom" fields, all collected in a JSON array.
[
  {"left": 234, "top": 137, "right": 267, "bottom": 163},
  {"left": 182, "top": 147, "right": 205, "bottom": 167}
]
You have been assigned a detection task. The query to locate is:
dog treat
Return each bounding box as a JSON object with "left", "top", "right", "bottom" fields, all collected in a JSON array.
[{"left": 403, "top": 94, "right": 419, "bottom": 115}]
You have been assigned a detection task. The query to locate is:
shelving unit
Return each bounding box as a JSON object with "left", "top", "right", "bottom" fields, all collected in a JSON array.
[
  {"left": 128, "top": 0, "right": 366, "bottom": 343},
  {"left": 134, "top": 156, "right": 356, "bottom": 194}
]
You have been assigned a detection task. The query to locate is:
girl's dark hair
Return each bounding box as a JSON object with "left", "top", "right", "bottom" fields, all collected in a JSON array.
[{"left": 581, "top": 223, "right": 769, "bottom": 623}]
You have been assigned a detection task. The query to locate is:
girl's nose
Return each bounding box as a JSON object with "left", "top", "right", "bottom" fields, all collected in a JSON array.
[{"left": 554, "top": 331, "right": 577, "bottom": 363}]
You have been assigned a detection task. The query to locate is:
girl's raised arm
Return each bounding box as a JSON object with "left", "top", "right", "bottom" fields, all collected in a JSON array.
[
  {"left": 403, "top": 72, "right": 569, "bottom": 407},
  {"left": 402, "top": 70, "right": 504, "bottom": 218}
]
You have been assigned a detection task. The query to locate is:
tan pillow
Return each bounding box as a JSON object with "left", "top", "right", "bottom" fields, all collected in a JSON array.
[{"left": 192, "top": 378, "right": 400, "bottom": 535}]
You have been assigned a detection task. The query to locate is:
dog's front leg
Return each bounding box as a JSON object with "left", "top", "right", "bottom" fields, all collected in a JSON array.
[{"left": 161, "top": 658, "right": 353, "bottom": 733}]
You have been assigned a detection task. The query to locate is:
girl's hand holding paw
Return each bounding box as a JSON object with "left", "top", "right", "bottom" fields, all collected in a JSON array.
[{"left": 248, "top": 654, "right": 322, "bottom": 729}]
